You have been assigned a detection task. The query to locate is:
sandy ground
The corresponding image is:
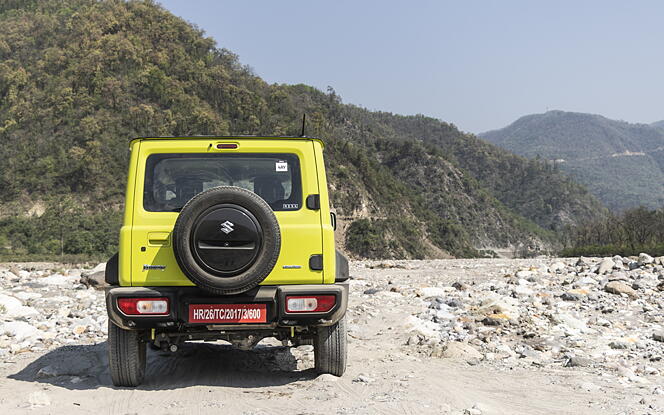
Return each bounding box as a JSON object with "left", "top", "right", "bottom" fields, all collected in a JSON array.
[{"left": 0, "top": 259, "right": 661, "bottom": 414}]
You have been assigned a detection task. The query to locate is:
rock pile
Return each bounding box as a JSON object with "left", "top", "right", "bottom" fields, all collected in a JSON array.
[
  {"left": 0, "top": 264, "right": 107, "bottom": 358},
  {"left": 403, "top": 254, "right": 664, "bottom": 383}
]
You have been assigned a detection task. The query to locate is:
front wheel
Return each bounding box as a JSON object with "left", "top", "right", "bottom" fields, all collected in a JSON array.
[
  {"left": 108, "top": 322, "right": 146, "bottom": 387},
  {"left": 314, "top": 314, "right": 347, "bottom": 376}
]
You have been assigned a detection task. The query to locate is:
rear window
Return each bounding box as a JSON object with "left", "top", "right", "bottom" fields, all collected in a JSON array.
[{"left": 143, "top": 153, "right": 302, "bottom": 212}]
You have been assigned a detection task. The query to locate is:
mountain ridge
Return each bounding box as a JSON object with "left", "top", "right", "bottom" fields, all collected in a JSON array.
[
  {"left": 651, "top": 120, "right": 664, "bottom": 130},
  {"left": 481, "top": 110, "right": 664, "bottom": 211},
  {"left": 0, "top": 0, "right": 604, "bottom": 259}
]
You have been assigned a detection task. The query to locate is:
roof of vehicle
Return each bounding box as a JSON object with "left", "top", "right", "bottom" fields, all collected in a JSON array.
[{"left": 131, "top": 135, "right": 325, "bottom": 147}]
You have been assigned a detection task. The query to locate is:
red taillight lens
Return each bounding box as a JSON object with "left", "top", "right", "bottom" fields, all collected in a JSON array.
[
  {"left": 285, "top": 295, "right": 336, "bottom": 313},
  {"left": 216, "top": 143, "right": 238, "bottom": 149},
  {"left": 117, "top": 297, "right": 169, "bottom": 315}
]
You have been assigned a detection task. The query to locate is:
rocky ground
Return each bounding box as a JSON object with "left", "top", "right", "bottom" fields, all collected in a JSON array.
[{"left": 0, "top": 256, "right": 662, "bottom": 414}]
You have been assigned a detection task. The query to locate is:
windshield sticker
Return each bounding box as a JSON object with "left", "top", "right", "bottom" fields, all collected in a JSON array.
[
  {"left": 282, "top": 203, "right": 298, "bottom": 209},
  {"left": 275, "top": 161, "right": 288, "bottom": 172}
]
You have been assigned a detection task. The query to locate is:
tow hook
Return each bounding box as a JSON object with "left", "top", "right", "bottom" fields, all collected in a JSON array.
[
  {"left": 154, "top": 332, "right": 179, "bottom": 353},
  {"left": 158, "top": 340, "right": 178, "bottom": 353},
  {"left": 229, "top": 333, "right": 263, "bottom": 350}
]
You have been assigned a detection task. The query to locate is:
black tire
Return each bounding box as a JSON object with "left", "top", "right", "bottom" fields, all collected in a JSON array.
[
  {"left": 172, "top": 186, "right": 281, "bottom": 295},
  {"left": 108, "top": 321, "right": 146, "bottom": 387},
  {"left": 314, "top": 314, "right": 347, "bottom": 376}
]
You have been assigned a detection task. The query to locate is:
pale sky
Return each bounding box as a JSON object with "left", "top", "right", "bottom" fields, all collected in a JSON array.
[{"left": 158, "top": 0, "right": 664, "bottom": 133}]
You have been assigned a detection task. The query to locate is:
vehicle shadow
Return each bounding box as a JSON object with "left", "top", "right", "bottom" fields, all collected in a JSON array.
[{"left": 9, "top": 341, "right": 316, "bottom": 390}]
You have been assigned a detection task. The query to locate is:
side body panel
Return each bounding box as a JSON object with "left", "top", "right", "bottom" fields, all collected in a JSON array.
[
  {"left": 313, "top": 141, "right": 336, "bottom": 284},
  {"left": 119, "top": 140, "right": 141, "bottom": 286},
  {"left": 123, "top": 138, "right": 325, "bottom": 287}
]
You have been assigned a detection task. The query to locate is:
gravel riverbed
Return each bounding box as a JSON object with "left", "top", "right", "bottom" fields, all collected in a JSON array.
[{"left": 0, "top": 256, "right": 662, "bottom": 414}]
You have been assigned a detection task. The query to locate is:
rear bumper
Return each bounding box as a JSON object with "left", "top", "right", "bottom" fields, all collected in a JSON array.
[{"left": 105, "top": 283, "right": 348, "bottom": 331}]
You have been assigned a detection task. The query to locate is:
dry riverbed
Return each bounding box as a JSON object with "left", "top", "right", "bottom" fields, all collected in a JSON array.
[{"left": 0, "top": 257, "right": 663, "bottom": 414}]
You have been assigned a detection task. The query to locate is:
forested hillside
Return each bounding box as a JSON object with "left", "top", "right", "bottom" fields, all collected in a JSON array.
[
  {"left": 0, "top": 0, "right": 605, "bottom": 260},
  {"left": 481, "top": 111, "right": 664, "bottom": 211}
]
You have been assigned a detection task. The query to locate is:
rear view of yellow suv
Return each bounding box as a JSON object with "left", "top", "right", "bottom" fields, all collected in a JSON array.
[{"left": 104, "top": 136, "right": 349, "bottom": 387}]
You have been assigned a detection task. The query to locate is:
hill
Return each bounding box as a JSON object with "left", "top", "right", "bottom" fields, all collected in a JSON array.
[
  {"left": 0, "top": 0, "right": 604, "bottom": 259},
  {"left": 481, "top": 111, "right": 664, "bottom": 211},
  {"left": 651, "top": 120, "right": 664, "bottom": 130}
]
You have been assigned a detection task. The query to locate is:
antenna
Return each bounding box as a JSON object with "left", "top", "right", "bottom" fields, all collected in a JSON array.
[{"left": 300, "top": 114, "right": 306, "bottom": 137}]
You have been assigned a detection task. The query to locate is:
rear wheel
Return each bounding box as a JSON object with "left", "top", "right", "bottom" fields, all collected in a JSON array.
[
  {"left": 108, "top": 322, "right": 146, "bottom": 387},
  {"left": 314, "top": 315, "right": 347, "bottom": 376}
]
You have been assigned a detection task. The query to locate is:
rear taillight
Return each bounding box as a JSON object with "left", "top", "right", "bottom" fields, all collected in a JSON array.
[
  {"left": 117, "top": 297, "right": 169, "bottom": 315},
  {"left": 285, "top": 295, "right": 336, "bottom": 313}
]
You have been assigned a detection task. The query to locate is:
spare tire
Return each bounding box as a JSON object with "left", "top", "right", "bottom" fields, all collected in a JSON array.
[{"left": 172, "top": 186, "right": 281, "bottom": 295}]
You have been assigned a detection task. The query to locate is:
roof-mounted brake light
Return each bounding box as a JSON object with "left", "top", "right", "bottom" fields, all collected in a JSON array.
[{"left": 216, "top": 143, "right": 238, "bottom": 149}]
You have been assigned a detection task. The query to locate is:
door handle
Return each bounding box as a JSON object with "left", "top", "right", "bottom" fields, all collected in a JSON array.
[{"left": 148, "top": 232, "right": 170, "bottom": 246}]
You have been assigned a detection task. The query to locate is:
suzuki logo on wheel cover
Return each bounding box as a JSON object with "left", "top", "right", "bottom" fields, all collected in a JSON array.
[{"left": 220, "top": 220, "right": 235, "bottom": 234}]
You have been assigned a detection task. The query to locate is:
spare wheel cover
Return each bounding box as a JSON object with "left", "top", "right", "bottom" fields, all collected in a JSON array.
[{"left": 172, "top": 186, "right": 281, "bottom": 295}]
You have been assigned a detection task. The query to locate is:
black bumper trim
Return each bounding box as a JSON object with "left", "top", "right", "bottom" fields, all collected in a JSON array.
[
  {"left": 105, "top": 283, "right": 348, "bottom": 330},
  {"left": 335, "top": 250, "right": 349, "bottom": 282}
]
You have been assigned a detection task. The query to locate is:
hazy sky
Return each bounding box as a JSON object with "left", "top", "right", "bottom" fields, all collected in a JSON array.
[{"left": 157, "top": 0, "right": 664, "bottom": 133}]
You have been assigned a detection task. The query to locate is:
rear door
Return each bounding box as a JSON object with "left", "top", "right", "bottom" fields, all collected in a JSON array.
[{"left": 129, "top": 138, "right": 324, "bottom": 286}]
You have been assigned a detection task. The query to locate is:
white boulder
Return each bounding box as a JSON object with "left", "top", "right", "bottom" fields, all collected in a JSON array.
[
  {"left": 0, "top": 294, "right": 39, "bottom": 319},
  {"left": 0, "top": 321, "right": 41, "bottom": 341}
]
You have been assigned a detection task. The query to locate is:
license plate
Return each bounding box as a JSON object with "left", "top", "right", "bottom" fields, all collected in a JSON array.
[{"left": 188, "top": 304, "right": 267, "bottom": 323}]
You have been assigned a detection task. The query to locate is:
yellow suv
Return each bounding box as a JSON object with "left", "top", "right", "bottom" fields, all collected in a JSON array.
[{"left": 105, "top": 136, "right": 349, "bottom": 387}]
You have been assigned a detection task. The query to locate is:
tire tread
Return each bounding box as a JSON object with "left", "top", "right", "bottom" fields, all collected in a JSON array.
[
  {"left": 108, "top": 322, "right": 146, "bottom": 387},
  {"left": 314, "top": 315, "right": 347, "bottom": 376}
]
